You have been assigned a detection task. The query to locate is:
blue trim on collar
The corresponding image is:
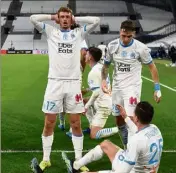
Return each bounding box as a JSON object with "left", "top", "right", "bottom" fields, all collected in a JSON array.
[
  {"left": 120, "top": 39, "right": 134, "bottom": 48},
  {"left": 136, "top": 125, "right": 150, "bottom": 133},
  {"left": 60, "top": 29, "right": 71, "bottom": 32}
]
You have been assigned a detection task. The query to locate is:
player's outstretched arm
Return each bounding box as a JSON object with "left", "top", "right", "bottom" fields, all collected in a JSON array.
[
  {"left": 75, "top": 16, "right": 100, "bottom": 35},
  {"left": 148, "top": 62, "right": 161, "bottom": 103},
  {"left": 140, "top": 46, "right": 161, "bottom": 103},
  {"left": 117, "top": 105, "right": 138, "bottom": 134}
]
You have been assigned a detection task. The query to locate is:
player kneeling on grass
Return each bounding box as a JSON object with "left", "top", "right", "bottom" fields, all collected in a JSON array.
[
  {"left": 70, "top": 101, "right": 163, "bottom": 173},
  {"left": 82, "top": 47, "right": 118, "bottom": 139}
]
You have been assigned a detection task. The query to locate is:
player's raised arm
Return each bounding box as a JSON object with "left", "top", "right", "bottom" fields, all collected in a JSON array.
[
  {"left": 117, "top": 105, "right": 138, "bottom": 134},
  {"left": 75, "top": 16, "right": 100, "bottom": 37},
  {"left": 30, "top": 14, "right": 57, "bottom": 37},
  {"left": 101, "top": 45, "right": 112, "bottom": 94},
  {"left": 140, "top": 46, "right": 161, "bottom": 103}
]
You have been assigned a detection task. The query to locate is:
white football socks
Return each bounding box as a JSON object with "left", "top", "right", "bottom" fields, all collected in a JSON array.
[
  {"left": 72, "top": 135, "right": 84, "bottom": 160},
  {"left": 42, "top": 134, "right": 54, "bottom": 161},
  {"left": 74, "top": 145, "right": 104, "bottom": 170}
]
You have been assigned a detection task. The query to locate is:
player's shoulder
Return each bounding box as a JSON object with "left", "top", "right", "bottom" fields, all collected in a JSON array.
[
  {"left": 133, "top": 39, "right": 149, "bottom": 50},
  {"left": 108, "top": 38, "right": 120, "bottom": 54}
]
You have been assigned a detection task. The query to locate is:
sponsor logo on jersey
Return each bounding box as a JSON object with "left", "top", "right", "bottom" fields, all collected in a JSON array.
[
  {"left": 58, "top": 43, "right": 73, "bottom": 53},
  {"left": 117, "top": 62, "right": 131, "bottom": 72}
]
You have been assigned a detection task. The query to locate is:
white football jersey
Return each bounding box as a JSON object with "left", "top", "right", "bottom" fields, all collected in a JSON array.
[
  {"left": 30, "top": 15, "right": 100, "bottom": 80},
  {"left": 105, "top": 38, "right": 153, "bottom": 90},
  {"left": 114, "top": 124, "right": 163, "bottom": 173},
  {"left": 88, "top": 63, "right": 112, "bottom": 108},
  {"left": 81, "top": 40, "right": 88, "bottom": 49},
  {"left": 43, "top": 26, "right": 86, "bottom": 80}
]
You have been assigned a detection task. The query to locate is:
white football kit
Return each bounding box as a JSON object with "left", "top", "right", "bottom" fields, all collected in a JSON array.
[
  {"left": 30, "top": 15, "right": 100, "bottom": 114},
  {"left": 112, "top": 124, "right": 163, "bottom": 173},
  {"left": 104, "top": 38, "right": 153, "bottom": 117},
  {"left": 85, "top": 63, "right": 112, "bottom": 127}
]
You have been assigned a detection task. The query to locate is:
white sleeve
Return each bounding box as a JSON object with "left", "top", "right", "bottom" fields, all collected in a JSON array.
[
  {"left": 30, "top": 14, "right": 54, "bottom": 38},
  {"left": 85, "top": 89, "right": 99, "bottom": 109},
  {"left": 88, "top": 71, "right": 100, "bottom": 91},
  {"left": 115, "top": 139, "right": 139, "bottom": 173},
  {"left": 104, "top": 46, "right": 113, "bottom": 65},
  {"left": 81, "top": 40, "right": 88, "bottom": 49},
  {"left": 125, "top": 117, "right": 138, "bottom": 134},
  {"left": 139, "top": 46, "right": 153, "bottom": 64},
  {"left": 75, "top": 16, "right": 100, "bottom": 39},
  {"left": 85, "top": 70, "right": 100, "bottom": 108}
]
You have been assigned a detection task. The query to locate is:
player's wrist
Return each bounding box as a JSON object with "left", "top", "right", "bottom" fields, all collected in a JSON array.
[{"left": 154, "top": 83, "right": 160, "bottom": 91}]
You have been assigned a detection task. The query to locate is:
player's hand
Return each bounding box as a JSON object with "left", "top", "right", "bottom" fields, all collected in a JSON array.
[
  {"left": 72, "top": 15, "right": 75, "bottom": 24},
  {"left": 116, "top": 105, "right": 127, "bottom": 119},
  {"left": 102, "top": 79, "right": 111, "bottom": 94},
  {"left": 149, "top": 165, "right": 158, "bottom": 173},
  {"left": 51, "top": 14, "right": 60, "bottom": 24},
  {"left": 154, "top": 90, "right": 161, "bottom": 103}
]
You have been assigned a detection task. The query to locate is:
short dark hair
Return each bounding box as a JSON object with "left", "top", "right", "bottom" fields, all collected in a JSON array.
[
  {"left": 88, "top": 47, "right": 102, "bottom": 62},
  {"left": 135, "top": 101, "right": 154, "bottom": 124},
  {"left": 71, "top": 23, "right": 80, "bottom": 29},
  {"left": 120, "top": 20, "right": 135, "bottom": 32},
  {"left": 58, "top": 7, "right": 73, "bottom": 16}
]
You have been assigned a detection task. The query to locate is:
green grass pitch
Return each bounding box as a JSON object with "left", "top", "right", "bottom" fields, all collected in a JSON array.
[{"left": 1, "top": 55, "right": 176, "bottom": 173}]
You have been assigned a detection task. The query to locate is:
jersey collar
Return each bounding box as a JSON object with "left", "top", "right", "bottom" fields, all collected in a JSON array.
[
  {"left": 120, "top": 39, "right": 134, "bottom": 48},
  {"left": 60, "top": 29, "right": 71, "bottom": 32},
  {"left": 136, "top": 125, "right": 150, "bottom": 133}
]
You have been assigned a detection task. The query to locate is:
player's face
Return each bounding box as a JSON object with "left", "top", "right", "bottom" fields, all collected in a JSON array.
[
  {"left": 120, "top": 30, "right": 134, "bottom": 45},
  {"left": 133, "top": 114, "right": 138, "bottom": 125},
  {"left": 85, "top": 51, "right": 91, "bottom": 64},
  {"left": 59, "top": 12, "right": 72, "bottom": 29}
]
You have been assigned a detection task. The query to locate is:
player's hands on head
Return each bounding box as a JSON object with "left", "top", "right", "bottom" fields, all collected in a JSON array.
[
  {"left": 72, "top": 15, "right": 75, "bottom": 24},
  {"left": 51, "top": 14, "right": 60, "bottom": 24},
  {"left": 117, "top": 105, "right": 127, "bottom": 119},
  {"left": 154, "top": 90, "right": 161, "bottom": 103}
]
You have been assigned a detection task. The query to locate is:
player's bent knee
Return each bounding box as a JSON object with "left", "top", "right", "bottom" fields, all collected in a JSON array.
[
  {"left": 100, "top": 140, "right": 111, "bottom": 150},
  {"left": 70, "top": 120, "right": 81, "bottom": 131},
  {"left": 90, "top": 132, "right": 96, "bottom": 139}
]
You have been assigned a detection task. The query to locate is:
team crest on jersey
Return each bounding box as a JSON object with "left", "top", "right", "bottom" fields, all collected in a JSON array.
[
  {"left": 130, "top": 52, "right": 136, "bottom": 58},
  {"left": 121, "top": 51, "right": 127, "bottom": 57},
  {"left": 71, "top": 32, "right": 75, "bottom": 39},
  {"left": 63, "top": 33, "right": 68, "bottom": 40}
]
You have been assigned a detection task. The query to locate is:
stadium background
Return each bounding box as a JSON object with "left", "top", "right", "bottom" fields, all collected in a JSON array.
[{"left": 1, "top": 0, "right": 176, "bottom": 172}]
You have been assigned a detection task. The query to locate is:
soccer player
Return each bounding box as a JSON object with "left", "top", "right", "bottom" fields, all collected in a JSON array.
[
  {"left": 81, "top": 47, "right": 119, "bottom": 139},
  {"left": 30, "top": 7, "right": 100, "bottom": 172},
  {"left": 71, "top": 101, "right": 163, "bottom": 173},
  {"left": 101, "top": 20, "right": 162, "bottom": 147}
]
